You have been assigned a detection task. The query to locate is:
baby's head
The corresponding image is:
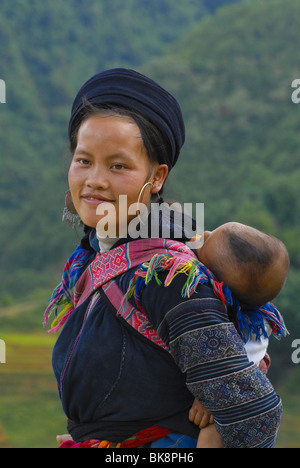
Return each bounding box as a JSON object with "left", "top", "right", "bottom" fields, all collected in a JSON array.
[{"left": 197, "top": 222, "right": 290, "bottom": 307}]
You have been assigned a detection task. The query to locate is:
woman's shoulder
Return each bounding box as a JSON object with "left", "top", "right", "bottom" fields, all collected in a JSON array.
[
  {"left": 125, "top": 249, "right": 228, "bottom": 321},
  {"left": 144, "top": 265, "right": 225, "bottom": 305}
]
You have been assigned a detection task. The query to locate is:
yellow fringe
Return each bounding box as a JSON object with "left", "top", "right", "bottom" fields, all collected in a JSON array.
[
  {"left": 164, "top": 261, "right": 196, "bottom": 287},
  {"left": 51, "top": 304, "right": 72, "bottom": 329}
]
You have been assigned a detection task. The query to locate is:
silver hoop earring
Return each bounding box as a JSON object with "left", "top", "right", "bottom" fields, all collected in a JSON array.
[
  {"left": 62, "top": 190, "right": 83, "bottom": 228},
  {"left": 136, "top": 182, "right": 154, "bottom": 223}
]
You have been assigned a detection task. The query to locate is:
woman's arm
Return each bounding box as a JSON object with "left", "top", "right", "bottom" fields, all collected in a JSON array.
[{"left": 141, "top": 274, "right": 282, "bottom": 448}]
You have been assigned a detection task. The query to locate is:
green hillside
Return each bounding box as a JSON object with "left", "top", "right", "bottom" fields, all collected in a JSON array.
[
  {"left": 0, "top": 0, "right": 299, "bottom": 447},
  {"left": 142, "top": 0, "right": 300, "bottom": 385},
  {"left": 0, "top": 0, "right": 239, "bottom": 299}
]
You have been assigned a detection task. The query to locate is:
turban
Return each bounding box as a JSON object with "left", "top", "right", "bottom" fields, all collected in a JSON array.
[{"left": 68, "top": 68, "right": 185, "bottom": 168}]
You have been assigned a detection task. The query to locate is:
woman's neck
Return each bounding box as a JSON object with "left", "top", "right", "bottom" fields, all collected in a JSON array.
[
  {"left": 97, "top": 235, "right": 119, "bottom": 254},
  {"left": 95, "top": 196, "right": 155, "bottom": 253}
]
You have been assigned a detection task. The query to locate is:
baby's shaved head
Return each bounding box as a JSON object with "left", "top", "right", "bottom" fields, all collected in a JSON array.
[{"left": 200, "top": 222, "right": 290, "bottom": 307}]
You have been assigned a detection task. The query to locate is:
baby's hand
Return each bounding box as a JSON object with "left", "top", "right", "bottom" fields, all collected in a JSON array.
[
  {"left": 189, "top": 399, "right": 214, "bottom": 429},
  {"left": 197, "top": 423, "right": 223, "bottom": 448}
]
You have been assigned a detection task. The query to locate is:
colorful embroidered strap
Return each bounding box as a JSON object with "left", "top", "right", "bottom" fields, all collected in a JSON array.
[
  {"left": 43, "top": 245, "right": 93, "bottom": 332},
  {"left": 102, "top": 280, "right": 169, "bottom": 351},
  {"left": 44, "top": 238, "right": 196, "bottom": 332},
  {"left": 59, "top": 426, "right": 172, "bottom": 448},
  {"left": 117, "top": 249, "right": 288, "bottom": 343},
  {"left": 44, "top": 238, "right": 288, "bottom": 342}
]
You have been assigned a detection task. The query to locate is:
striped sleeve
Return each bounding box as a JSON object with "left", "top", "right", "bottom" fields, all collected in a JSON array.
[{"left": 142, "top": 279, "right": 283, "bottom": 448}]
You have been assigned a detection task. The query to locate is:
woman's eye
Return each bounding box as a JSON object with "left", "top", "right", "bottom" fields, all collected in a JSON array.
[
  {"left": 77, "top": 158, "right": 90, "bottom": 165},
  {"left": 112, "top": 163, "right": 125, "bottom": 170}
]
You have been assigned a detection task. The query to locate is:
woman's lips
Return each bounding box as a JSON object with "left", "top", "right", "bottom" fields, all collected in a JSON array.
[{"left": 81, "top": 194, "right": 114, "bottom": 205}]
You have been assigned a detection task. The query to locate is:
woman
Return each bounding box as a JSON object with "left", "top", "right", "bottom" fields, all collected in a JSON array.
[{"left": 44, "top": 68, "right": 282, "bottom": 448}]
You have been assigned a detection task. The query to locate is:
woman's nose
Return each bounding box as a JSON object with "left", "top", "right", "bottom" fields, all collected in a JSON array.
[{"left": 86, "top": 167, "right": 109, "bottom": 189}]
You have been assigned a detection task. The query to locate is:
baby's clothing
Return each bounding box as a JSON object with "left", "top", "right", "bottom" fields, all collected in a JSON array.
[{"left": 244, "top": 320, "right": 272, "bottom": 366}]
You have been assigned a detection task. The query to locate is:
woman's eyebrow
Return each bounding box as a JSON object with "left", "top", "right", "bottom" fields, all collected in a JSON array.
[
  {"left": 74, "top": 148, "right": 94, "bottom": 157},
  {"left": 74, "top": 147, "right": 136, "bottom": 161}
]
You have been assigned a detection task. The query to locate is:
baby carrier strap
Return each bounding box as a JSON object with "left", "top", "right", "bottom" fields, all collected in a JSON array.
[{"left": 99, "top": 279, "right": 169, "bottom": 352}]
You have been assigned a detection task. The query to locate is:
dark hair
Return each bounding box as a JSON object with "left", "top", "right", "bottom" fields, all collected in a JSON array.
[
  {"left": 228, "top": 232, "right": 274, "bottom": 268},
  {"left": 225, "top": 230, "right": 289, "bottom": 306},
  {"left": 68, "top": 100, "right": 173, "bottom": 192}
]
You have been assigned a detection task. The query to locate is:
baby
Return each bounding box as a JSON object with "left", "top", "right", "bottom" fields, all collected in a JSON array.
[{"left": 190, "top": 222, "right": 290, "bottom": 448}]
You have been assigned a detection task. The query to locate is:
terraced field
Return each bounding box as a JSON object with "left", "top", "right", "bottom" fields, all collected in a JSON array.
[
  {"left": 0, "top": 333, "right": 66, "bottom": 448},
  {"left": 0, "top": 300, "right": 299, "bottom": 448}
]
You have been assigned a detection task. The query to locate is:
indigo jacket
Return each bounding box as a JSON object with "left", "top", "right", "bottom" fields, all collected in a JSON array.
[{"left": 52, "top": 222, "right": 282, "bottom": 447}]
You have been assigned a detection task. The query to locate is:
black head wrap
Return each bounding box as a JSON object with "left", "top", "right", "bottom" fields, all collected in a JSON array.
[{"left": 68, "top": 68, "right": 185, "bottom": 168}]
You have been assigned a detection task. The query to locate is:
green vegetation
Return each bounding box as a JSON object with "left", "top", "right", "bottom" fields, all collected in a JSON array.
[
  {"left": 142, "top": 0, "right": 300, "bottom": 386},
  {"left": 0, "top": 0, "right": 299, "bottom": 448},
  {"left": 0, "top": 292, "right": 66, "bottom": 447},
  {"left": 0, "top": 331, "right": 65, "bottom": 448},
  {"left": 0, "top": 0, "right": 218, "bottom": 300}
]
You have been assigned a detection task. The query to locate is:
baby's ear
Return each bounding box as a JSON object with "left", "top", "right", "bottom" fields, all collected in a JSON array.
[
  {"left": 203, "top": 231, "right": 212, "bottom": 242},
  {"left": 187, "top": 234, "right": 203, "bottom": 253}
]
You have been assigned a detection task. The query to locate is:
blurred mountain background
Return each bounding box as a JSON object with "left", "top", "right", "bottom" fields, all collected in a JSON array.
[{"left": 0, "top": 0, "right": 299, "bottom": 447}]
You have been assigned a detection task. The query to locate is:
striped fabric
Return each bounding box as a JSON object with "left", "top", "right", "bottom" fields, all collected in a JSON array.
[
  {"left": 140, "top": 278, "right": 282, "bottom": 448},
  {"left": 46, "top": 237, "right": 284, "bottom": 447}
]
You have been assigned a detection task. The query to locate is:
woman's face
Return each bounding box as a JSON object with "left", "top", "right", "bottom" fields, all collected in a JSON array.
[{"left": 68, "top": 114, "right": 168, "bottom": 232}]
